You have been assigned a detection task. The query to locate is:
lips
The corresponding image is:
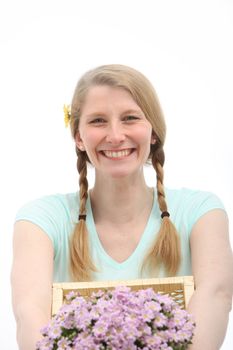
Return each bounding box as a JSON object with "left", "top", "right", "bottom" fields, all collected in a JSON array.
[{"left": 100, "top": 148, "right": 135, "bottom": 158}]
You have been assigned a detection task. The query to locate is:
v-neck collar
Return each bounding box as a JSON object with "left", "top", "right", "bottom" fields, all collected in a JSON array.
[{"left": 86, "top": 188, "right": 160, "bottom": 269}]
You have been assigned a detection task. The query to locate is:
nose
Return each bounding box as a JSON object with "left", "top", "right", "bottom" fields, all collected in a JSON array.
[{"left": 105, "top": 122, "right": 126, "bottom": 145}]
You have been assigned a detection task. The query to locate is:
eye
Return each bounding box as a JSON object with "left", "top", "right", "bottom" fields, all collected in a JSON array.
[
  {"left": 90, "top": 118, "right": 106, "bottom": 124},
  {"left": 123, "top": 115, "right": 140, "bottom": 122}
]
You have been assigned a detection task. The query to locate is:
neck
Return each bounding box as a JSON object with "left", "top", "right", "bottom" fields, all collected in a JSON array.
[{"left": 90, "top": 173, "right": 154, "bottom": 224}]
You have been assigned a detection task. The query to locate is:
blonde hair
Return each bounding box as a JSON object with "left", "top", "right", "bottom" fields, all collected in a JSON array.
[{"left": 69, "top": 64, "right": 181, "bottom": 281}]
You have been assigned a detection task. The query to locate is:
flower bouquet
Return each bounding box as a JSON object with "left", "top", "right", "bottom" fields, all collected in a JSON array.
[{"left": 36, "top": 286, "right": 195, "bottom": 350}]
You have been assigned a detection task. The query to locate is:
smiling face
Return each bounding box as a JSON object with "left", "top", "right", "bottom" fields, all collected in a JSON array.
[{"left": 75, "top": 85, "right": 155, "bottom": 179}]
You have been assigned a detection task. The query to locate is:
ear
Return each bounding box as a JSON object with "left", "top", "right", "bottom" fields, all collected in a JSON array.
[
  {"left": 151, "top": 134, "right": 156, "bottom": 145},
  {"left": 75, "top": 132, "right": 85, "bottom": 151}
]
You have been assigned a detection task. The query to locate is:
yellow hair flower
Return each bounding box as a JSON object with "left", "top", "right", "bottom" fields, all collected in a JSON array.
[{"left": 63, "top": 104, "right": 71, "bottom": 127}]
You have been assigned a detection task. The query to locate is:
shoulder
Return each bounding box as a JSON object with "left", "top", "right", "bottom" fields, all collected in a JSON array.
[
  {"left": 165, "top": 187, "right": 225, "bottom": 210},
  {"left": 14, "top": 192, "right": 80, "bottom": 254},
  {"left": 15, "top": 192, "right": 80, "bottom": 234},
  {"left": 164, "top": 187, "right": 226, "bottom": 233},
  {"left": 15, "top": 192, "right": 79, "bottom": 220}
]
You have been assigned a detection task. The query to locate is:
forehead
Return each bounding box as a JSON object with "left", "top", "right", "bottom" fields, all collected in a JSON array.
[{"left": 81, "top": 85, "right": 143, "bottom": 115}]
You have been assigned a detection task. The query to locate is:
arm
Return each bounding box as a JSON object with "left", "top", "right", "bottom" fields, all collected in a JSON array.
[
  {"left": 188, "top": 209, "right": 233, "bottom": 350},
  {"left": 11, "top": 221, "right": 54, "bottom": 350}
]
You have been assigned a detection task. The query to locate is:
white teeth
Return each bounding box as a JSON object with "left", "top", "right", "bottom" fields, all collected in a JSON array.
[{"left": 103, "top": 149, "right": 132, "bottom": 158}]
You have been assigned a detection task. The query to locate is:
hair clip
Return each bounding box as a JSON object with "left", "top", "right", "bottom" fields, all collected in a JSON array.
[
  {"left": 161, "top": 211, "right": 170, "bottom": 219},
  {"left": 63, "top": 104, "right": 71, "bottom": 127},
  {"left": 78, "top": 214, "right": 86, "bottom": 221}
]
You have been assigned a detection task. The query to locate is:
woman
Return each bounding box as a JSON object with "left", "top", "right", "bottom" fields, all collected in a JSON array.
[{"left": 11, "top": 64, "right": 233, "bottom": 349}]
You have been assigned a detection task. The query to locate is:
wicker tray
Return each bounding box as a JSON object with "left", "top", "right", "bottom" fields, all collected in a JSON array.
[{"left": 52, "top": 275, "right": 194, "bottom": 316}]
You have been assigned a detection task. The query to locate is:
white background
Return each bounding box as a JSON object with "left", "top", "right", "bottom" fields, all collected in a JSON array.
[{"left": 0, "top": 0, "right": 232, "bottom": 348}]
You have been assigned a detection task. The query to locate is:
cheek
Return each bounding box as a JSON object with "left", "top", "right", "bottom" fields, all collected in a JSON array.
[
  {"left": 133, "top": 128, "right": 152, "bottom": 161},
  {"left": 133, "top": 126, "right": 152, "bottom": 144},
  {"left": 81, "top": 129, "right": 102, "bottom": 147}
]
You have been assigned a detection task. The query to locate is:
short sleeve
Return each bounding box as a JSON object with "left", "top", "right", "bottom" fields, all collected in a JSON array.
[
  {"left": 15, "top": 194, "right": 73, "bottom": 256},
  {"left": 182, "top": 189, "right": 226, "bottom": 235}
]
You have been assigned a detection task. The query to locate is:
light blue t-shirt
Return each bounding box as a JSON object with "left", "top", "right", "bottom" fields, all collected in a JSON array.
[{"left": 15, "top": 187, "right": 226, "bottom": 282}]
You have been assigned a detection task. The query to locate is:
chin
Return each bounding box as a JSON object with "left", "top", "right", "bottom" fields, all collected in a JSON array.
[{"left": 105, "top": 167, "right": 142, "bottom": 179}]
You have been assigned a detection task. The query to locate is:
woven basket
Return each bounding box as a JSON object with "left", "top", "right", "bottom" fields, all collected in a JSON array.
[{"left": 52, "top": 276, "right": 194, "bottom": 316}]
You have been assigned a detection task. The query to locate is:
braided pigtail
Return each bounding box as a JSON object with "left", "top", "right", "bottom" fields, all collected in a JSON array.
[
  {"left": 142, "top": 145, "right": 181, "bottom": 276},
  {"left": 69, "top": 148, "right": 97, "bottom": 281}
]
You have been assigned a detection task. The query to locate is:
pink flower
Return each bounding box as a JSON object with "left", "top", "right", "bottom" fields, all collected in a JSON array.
[{"left": 36, "top": 286, "right": 195, "bottom": 350}]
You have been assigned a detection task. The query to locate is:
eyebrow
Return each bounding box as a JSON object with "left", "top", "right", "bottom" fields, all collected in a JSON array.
[
  {"left": 85, "top": 112, "right": 107, "bottom": 119},
  {"left": 121, "top": 109, "right": 144, "bottom": 116}
]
